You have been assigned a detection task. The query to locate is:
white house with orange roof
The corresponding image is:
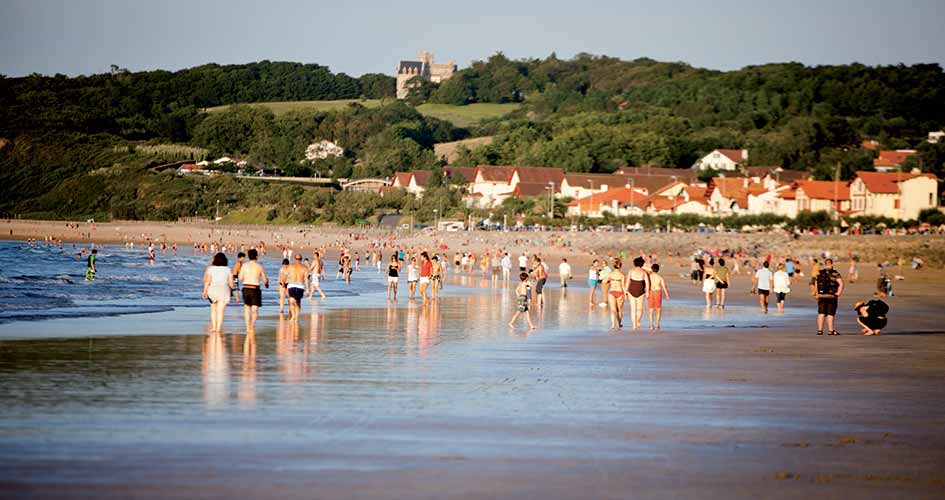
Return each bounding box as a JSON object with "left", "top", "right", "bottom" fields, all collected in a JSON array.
[
  {"left": 793, "top": 180, "right": 851, "bottom": 215},
  {"left": 873, "top": 150, "right": 916, "bottom": 173},
  {"left": 566, "top": 187, "right": 649, "bottom": 218},
  {"left": 697, "top": 149, "right": 748, "bottom": 171},
  {"left": 849, "top": 170, "right": 938, "bottom": 220}
]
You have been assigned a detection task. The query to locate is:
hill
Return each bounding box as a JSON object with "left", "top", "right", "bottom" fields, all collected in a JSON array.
[
  {"left": 1, "top": 54, "right": 944, "bottom": 223},
  {"left": 205, "top": 100, "right": 519, "bottom": 127}
]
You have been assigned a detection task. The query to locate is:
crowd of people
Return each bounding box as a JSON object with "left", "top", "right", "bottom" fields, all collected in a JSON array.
[{"left": 47, "top": 233, "right": 900, "bottom": 338}]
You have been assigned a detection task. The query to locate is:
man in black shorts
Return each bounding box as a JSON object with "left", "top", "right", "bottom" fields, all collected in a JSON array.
[
  {"left": 237, "top": 249, "right": 269, "bottom": 332},
  {"left": 813, "top": 258, "right": 844, "bottom": 336}
]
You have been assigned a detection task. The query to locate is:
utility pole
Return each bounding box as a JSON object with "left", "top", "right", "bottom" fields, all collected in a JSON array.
[{"left": 834, "top": 160, "right": 840, "bottom": 222}]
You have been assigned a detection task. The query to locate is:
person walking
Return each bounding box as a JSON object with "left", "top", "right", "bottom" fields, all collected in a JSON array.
[
  {"left": 387, "top": 253, "right": 401, "bottom": 301},
  {"left": 601, "top": 259, "right": 626, "bottom": 331},
  {"left": 237, "top": 248, "right": 269, "bottom": 333},
  {"left": 702, "top": 258, "right": 717, "bottom": 308},
  {"left": 277, "top": 258, "right": 290, "bottom": 314},
  {"left": 558, "top": 258, "right": 572, "bottom": 289},
  {"left": 231, "top": 252, "right": 245, "bottom": 302},
  {"left": 813, "top": 258, "right": 844, "bottom": 336},
  {"left": 714, "top": 258, "right": 730, "bottom": 308},
  {"left": 533, "top": 256, "right": 548, "bottom": 308},
  {"left": 626, "top": 257, "right": 650, "bottom": 330},
  {"left": 752, "top": 261, "right": 773, "bottom": 314},
  {"left": 509, "top": 272, "right": 536, "bottom": 330},
  {"left": 202, "top": 252, "right": 232, "bottom": 333},
  {"left": 772, "top": 262, "right": 791, "bottom": 313},
  {"left": 587, "top": 259, "right": 601, "bottom": 307},
  {"left": 308, "top": 251, "right": 326, "bottom": 299},
  {"left": 647, "top": 264, "right": 669, "bottom": 330}
]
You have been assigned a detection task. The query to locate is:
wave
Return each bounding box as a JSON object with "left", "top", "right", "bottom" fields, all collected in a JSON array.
[
  {"left": 0, "top": 274, "right": 77, "bottom": 285},
  {"left": 0, "top": 305, "right": 177, "bottom": 324}
]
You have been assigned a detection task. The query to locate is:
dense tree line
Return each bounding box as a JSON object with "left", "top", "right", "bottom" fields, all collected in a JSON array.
[
  {"left": 426, "top": 54, "right": 945, "bottom": 179},
  {"left": 0, "top": 61, "right": 395, "bottom": 140}
]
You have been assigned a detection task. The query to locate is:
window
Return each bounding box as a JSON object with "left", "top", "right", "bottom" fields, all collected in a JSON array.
[
  {"left": 931, "top": 193, "right": 935, "bottom": 205},
  {"left": 894, "top": 199, "right": 900, "bottom": 209}
]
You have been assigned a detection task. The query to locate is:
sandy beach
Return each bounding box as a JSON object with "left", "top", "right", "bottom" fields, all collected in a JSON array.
[{"left": 0, "top": 225, "right": 943, "bottom": 499}]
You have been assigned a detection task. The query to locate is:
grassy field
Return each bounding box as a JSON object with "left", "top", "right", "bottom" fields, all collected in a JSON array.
[
  {"left": 204, "top": 100, "right": 520, "bottom": 127},
  {"left": 434, "top": 136, "right": 494, "bottom": 162},
  {"left": 204, "top": 99, "right": 385, "bottom": 115},
  {"left": 415, "top": 103, "right": 519, "bottom": 128}
]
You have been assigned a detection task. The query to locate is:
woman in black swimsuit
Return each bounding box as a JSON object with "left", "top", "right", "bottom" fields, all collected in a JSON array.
[
  {"left": 387, "top": 254, "right": 401, "bottom": 300},
  {"left": 626, "top": 257, "right": 650, "bottom": 330}
]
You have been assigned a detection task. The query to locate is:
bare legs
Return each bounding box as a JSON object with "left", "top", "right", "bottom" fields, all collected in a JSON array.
[
  {"left": 628, "top": 296, "right": 645, "bottom": 330},
  {"left": 209, "top": 301, "right": 226, "bottom": 332},
  {"left": 243, "top": 305, "right": 259, "bottom": 332}
]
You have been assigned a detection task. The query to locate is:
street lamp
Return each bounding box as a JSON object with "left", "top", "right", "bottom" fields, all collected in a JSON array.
[
  {"left": 433, "top": 209, "right": 439, "bottom": 232},
  {"left": 547, "top": 181, "right": 555, "bottom": 219},
  {"left": 215, "top": 199, "right": 220, "bottom": 221}
]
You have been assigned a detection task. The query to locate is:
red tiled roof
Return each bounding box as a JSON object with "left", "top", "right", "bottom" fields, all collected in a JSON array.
[
  {"left": 862, "top": 140, "right": 880, "bottom": 150},
  {"left": 563, "top": 173, "right": 624, "bottom": 190},
  {"left": 874, "top": 150, "right": 916, "bottom": 168},
  {"left": 180, "top": 164, "right": 200, "bottom": 170},
  {"left": 854, "top": 171, "right": 937, "bottom": 194},
  {"left": 614, "top": 166, "right": 698, "bottom": 180},
  {"left": 513, "top": 182, "right": 555, "bottom": 197},
  {"left": 648, "top": 197, "right": 682, "bottom": 211},
  {"left": 778, "top": 187, "right": 797, "bottom": 200},
  {"left": 717, "top": 149, "right": 746, "bottom": 163},
  {"left": 442, "top": 166, "right": 475, "bottom": 182},
  {"left": 392, "top": 172, "right": 412, "bottom": 187},
  {"left": 513, "top": 166, "right": 565, "bottom": 186},
  {"left": 474, "top": 165, "right": 515, "bottom": 183},
  {"left": 410, "top": 170, "right": 433, "bottom": 187},
  {"left": 684, "top": 186, "right": 708, "bottom": 202},
  {"left": 795, "top": 180, "right": 850, "bottom": 201},
  {"left": 569, "top": 187, "right": 647, "bottom": 211}
]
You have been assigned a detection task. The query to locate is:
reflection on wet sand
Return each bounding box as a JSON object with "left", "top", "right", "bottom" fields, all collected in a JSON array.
[
  {"left": 202, "top": 332, "right": 229, "bottom": 408},
  {"left": 276, "top": 316, "right": 305, "bottom": 385},
  {"left": 417, "top": 302, "right": 440, "bottom": 357},
  {"left": 238, "top": 333, "right": 257, "bottom": 408}
]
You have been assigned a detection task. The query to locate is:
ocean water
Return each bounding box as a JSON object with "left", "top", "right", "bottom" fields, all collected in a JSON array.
[{"left": 0, "top": 240, "right": 387, "bottom": 326}]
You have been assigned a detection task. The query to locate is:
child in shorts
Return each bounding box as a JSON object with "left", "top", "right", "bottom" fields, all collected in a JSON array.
[{"left": 509, "top": 272, "right": 536, "bottom": 330}]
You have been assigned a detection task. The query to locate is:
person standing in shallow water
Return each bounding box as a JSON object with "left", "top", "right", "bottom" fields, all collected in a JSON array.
[
  {"left": 714, "top": 258, "right": 730, "bottom": 309},
  {"left": 237, "top": 248, "right": 269, "bottom": 333},
  {"left": 752, "top": 261, "right": 773, "bottom": 314},
  {"left": 601, "top": 259, "right": 626, "bottom": 331},
  {"left": 626, "top": 257, "right": 650, "bottom": 330},
  {"left": 647, "top": 264, "right": 669, "bottom": 330},
  {"left": 508, "top": 272, "right": 536, "bottom": 330},
  {"left": 772, "top": 263, "right": 791, "bottom": 313},
  {"left": 202, "top": 252, "right": 232, "bottom": 333}
]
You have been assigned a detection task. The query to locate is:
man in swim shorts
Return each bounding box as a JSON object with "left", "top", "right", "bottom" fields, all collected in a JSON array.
[
  {"left": 237, "top": 248, "right": 269, "bottom": 332},
  {"left": 285, "top": 254, "right": 309, "bottom": 321}
]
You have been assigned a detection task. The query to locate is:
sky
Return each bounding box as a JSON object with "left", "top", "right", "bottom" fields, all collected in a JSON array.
[{"left": 2, "top": 0, "right": 944, "bottom": 78}]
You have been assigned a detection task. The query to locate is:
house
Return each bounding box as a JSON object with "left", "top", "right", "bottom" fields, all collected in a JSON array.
[
  {"left": 469, "top": 166, "right": 516, "bottom": 207},
  {"left": 508, "top": 166, "right": 565, "bottom": 193},
  {"left": 873, "top": 150, "right": 916, "bottom": 172},
  {"left": 794, "top": 180, "right": 851, "bottom": 215},
  {"left": 706, "top": 176, "right": 767, "bottom": 215},
  {"left": 442, "top": 166, "right": 476, "bottom": 185},
  {"left": 390, "top": 171, "right": 433, "bottom": 195},
  {"left": 849, "top": 170, "right": 939, "bottom": 220},
  {"left": 613, "top": 166, "right": 699, "bottom": 181},
  {"left": 560, "top": 173, "right": 622, "bottom": 199},
  {"left": 177, "top": 163, "right": 209, "bottom": 176},
  {"left": 862, "top": 140, "right": 881, "bottom": 150},
  {"left": 697, "top": 149, "right": 748, "bottom": 171},
  {"left": 396, "top": 51, "right": 457, "bottom": 99},
  {"left": 646, "top": 186, "right": 712, "bottom": 216},
  {"left": 512, "top": 182, "right": 555, "bottom": 198},
  {"left": 743, "top": 166, "right": 810, "bottom": 189},
  {"left": 929, "top": 131, "right": 944, "bottom": 144},
  {"left": 773, "top": 185, "right": 799, "bottom": 218},
  {"left": 566, "top": 187, "right": 649, "bottom": 218}
]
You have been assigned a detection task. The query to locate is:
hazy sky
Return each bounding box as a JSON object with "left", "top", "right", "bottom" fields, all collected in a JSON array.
[{"left": 2, "top": 0, "right": 943, "bottom": 77}]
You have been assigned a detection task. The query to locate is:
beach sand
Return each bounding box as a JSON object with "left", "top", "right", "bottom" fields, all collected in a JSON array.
[{"left": 0, "top": 239, "right": 943, "bottom": 499}]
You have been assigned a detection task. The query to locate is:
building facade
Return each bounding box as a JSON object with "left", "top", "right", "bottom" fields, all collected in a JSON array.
[{"left": 396, "top": 51, "right": 457, "bottom": 99}]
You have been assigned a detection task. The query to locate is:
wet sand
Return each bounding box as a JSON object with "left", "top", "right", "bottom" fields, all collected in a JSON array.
[{"left": 1, "top": 264, "right": 944, "bottom": 499}]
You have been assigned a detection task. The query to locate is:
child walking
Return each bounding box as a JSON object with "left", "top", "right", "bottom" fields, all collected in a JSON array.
[{"left": 509, "top": 272, "right": 537, "bottom": 330}]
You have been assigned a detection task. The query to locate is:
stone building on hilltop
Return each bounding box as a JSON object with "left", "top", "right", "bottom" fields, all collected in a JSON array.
[{"left": 396, "top": 51, "right": 456, "bottom": 99}]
